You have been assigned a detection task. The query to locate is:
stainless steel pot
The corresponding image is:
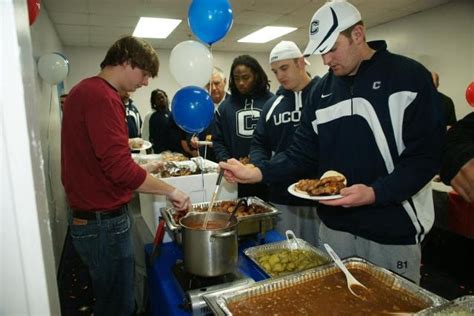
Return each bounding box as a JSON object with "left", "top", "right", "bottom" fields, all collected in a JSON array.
[{"left": 180, "top": 212, "right": 238, "bottom": 277}]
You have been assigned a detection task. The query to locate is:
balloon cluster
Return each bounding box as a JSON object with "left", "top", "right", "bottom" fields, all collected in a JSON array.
[
  {"left": 170, "top": 0, "right": 233, "bottom": 134},
  {"left": 38, "top": 52, "right": 69, "bottom": 85}
]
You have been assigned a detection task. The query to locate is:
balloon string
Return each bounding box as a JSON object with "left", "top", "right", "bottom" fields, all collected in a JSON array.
[
  {"left": 47, "top": 87, "right": 57, "bottom": 209},
  {"left": 208, "top": 45, "right": 213, "bottom": 95}
]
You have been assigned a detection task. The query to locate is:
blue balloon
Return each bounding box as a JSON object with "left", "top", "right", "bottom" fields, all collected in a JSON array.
[
  {"left": 172, "top": 86, "right": 214, "bottom": 134},
  {"left": 188, "top": 0, "right": 233, "bottom": 45}
]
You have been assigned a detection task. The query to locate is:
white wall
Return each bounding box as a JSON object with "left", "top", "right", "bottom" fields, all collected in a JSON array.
[
  {"left": 368, "top": 0, "right": 474, "bottom": 119},
  {"left": 29, "top": 5, "right": 69, "bottom": 271},
  {"left": 1, "top": 0, "right": 60, "bottom": 314},
  {"left": 306, "top": 0, "right": 474, "bottom": 119}
]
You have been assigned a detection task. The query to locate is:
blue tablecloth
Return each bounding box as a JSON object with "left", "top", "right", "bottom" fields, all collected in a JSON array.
[{"left": 145, "top": 231, "right": 285, "bottom": 316}]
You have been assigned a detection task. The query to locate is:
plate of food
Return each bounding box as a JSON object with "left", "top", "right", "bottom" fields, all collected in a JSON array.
[
  {"left": 288, "top": 170, "right": 346, "bottom": 201},
  {"left": 129, "top": 138, "right": 152, "bottom": 151}
]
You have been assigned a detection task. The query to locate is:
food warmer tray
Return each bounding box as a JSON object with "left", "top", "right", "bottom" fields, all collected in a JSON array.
[
  {"left": 211, "top": 258, "right": 448, "bottom": 316},
  {"left": 415, "top": 295, "right": 474, "bottom": 315},
  {"left": 244, "top": 237, "right": 330, "bottom": 277},
  {"left": 162, "top": 196, "right": 279, "bottom": 245}
]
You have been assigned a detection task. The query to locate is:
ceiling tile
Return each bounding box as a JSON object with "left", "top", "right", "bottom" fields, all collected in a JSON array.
[
  {"left": 234, "top": 10, "right": 282, "bottom": 26},
  {"left": 88, "top": 14, "right": 139, "bottom": 28},
  {"left": 49, "top": 12, "right": 89, "bottom": 25},
  {"left": 42, "top": 0, "right": 456, "bottom": 50}
]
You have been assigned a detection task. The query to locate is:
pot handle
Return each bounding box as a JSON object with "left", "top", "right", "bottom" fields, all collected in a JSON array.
[{"left": 210, "top": 230, "right": 236, "bottom": 241}]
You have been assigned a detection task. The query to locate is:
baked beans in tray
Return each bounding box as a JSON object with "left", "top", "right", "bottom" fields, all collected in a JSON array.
[{"left": 213, "top": 258, "right": 447, "bottom": 316}]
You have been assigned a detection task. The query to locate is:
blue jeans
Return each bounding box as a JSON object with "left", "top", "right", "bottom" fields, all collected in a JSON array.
[{"left": 69, "top": 208, "right": 134, "bottom": 316}]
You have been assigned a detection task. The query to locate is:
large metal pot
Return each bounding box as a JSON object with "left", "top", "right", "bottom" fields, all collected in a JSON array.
[{"left": 179, "top": 212, "right": 238, "bottom": 277}]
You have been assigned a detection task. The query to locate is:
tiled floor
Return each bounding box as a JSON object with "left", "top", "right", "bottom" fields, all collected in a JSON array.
[{"left": 57, "top": 226, "right": 474, "bottom": 315}]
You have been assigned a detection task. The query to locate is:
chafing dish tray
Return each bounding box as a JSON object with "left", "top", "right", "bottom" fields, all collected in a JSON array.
[
  {"left": 244, "top": 237, "right": 330, "bottom": 277},
  {"left": 415, "top": 295, "right": 474, "bottom": 315},
  {"left": 162, "top": 197, "right": 279, "bottom": 245},
  {"left": 213, "top": 258, "right": 447, "bottom": 316}
]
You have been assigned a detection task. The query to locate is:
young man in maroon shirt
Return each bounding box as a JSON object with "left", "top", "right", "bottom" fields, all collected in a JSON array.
[{"left": 61, "top": 36, "right": 190, "bottom": 315}]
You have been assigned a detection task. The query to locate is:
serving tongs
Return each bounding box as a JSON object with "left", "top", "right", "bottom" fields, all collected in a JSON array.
[
  {"left": 202, "top": 169, "right": 225, "bottom": 228},
  {"left": 226, "top": 198, "right": 248, "bottom": 227}
]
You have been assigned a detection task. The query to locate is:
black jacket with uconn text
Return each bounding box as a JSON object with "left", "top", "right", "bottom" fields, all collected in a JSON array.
[
  {"left": 259, "top": 41, "right": 444, "bottom": 245},
  {"left": 251, "top": 77, "right": 320, "bottom": 205}
]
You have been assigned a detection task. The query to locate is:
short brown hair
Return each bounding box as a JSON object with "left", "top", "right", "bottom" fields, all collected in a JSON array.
[{"left": 100, "top": 36, "right": 159, "bottom": 77}]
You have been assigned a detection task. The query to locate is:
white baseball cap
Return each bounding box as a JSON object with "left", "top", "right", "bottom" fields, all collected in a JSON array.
[
  {"left": 303, "top": 0, "right": 361, "bottom": 56},
  {"left": 269, "top": 40, "right": 310, "bottom": 65}
]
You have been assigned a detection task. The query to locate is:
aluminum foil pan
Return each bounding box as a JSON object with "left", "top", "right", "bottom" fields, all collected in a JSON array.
[
  {"left": 214, "top": 258, "right": 447, "bottom": 316},
  {"left": 162, "top": 197, "right": 279, "bottom": 244},
  {"left": 244, "top": 237, "right": 330, "bottom": 277},
  {"left": 415, "top": 295, "right": 474, "bottom": 315}
]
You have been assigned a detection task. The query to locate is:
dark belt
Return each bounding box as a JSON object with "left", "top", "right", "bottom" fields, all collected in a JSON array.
[{"left": 72, "top": 206, "right": 126, "bottom": 221}]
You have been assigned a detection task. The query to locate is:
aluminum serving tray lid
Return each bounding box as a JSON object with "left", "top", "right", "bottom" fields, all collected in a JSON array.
[
  {"left": 415, "top": 295, "right": 474, "bottom": 315},
  {"left": 162, "top": 196, "right": 279, "bottom": 232},
  {"left": 215, "top": 257, "right": 448, "bottom": 316},
  {"left": 244, "top": 235, "right": 330, "bottom": 277}
]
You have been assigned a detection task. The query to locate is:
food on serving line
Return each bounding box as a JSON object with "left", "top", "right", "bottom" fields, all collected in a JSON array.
[
  {"left": 172, "top": 200, "right": 270, "bottom": 224},
  {"left": 295, "top": 170, "right": 347, "bottom": 196},
  {"left": 227, "top": 268, "right": 429, "bottom": 315},
  {"left": 129, "top": 138, "right": 144, "bottom": 149},
  {"left": 255, "top": 249, "right": 329, "bottom": 277},
  {"left": 160, "top": 168, "right": 192, "bottom": 178},
  {"left": 160, "top": 151, "right": 189, "bottom": 162}
]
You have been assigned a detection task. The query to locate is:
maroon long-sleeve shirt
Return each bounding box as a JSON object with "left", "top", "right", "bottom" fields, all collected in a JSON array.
[{"left": 61, "top": 76, "right": 146, "bottom": 211}]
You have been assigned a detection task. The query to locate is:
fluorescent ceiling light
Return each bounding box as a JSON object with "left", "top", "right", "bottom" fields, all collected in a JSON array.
[
  {"left": 238, "top": 26, "right": 297, "bottom": 43},
  {"left": 133, "top": 17, "right": 181, "bottom": 39}
]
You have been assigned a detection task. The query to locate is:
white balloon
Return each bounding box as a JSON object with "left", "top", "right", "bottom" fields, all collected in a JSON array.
[
  {"left": 38, "top": 53, "right": 69, "bottom": 85},
  {"left": 169, "top": 40, "right": 213, "bottom": 87}
]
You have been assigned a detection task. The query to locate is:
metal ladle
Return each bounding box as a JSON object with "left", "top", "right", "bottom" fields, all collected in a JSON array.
[{"left": 324, "top": 243, "right": 369, "bottom": 299}]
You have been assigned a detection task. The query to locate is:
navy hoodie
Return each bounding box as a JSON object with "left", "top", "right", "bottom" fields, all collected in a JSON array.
[
  {"left": 251, "top": 77, "right": 320, "bottom": 205},
  {"left": 259, "top": 41, "right": 444, "bottom": 245},
  {"left": 213, "top": 91, "right": 274, "bottom": 161}
]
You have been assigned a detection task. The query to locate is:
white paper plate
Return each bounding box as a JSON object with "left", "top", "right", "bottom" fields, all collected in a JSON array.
[
  {"left": 287, "top": 183, "right": 343, "bottom": 201},
  {"left": 130, "top": 140, "right": 152, "bottom": 151}
]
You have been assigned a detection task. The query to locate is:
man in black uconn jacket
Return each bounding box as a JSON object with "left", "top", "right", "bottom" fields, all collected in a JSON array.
[
  {"left": 250, "top": 41, "right": 321, "bottom": 246},
  {"left": 220, "top": 1, "right": 443, "bottom": 284}
]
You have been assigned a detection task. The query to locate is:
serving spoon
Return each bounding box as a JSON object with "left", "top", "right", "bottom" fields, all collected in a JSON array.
[
  {"left": 226, "top": 198, "right": 247, "bottom": 227},
  {"left": 324, "top": 243, "right": 369, "bottom": 299}
]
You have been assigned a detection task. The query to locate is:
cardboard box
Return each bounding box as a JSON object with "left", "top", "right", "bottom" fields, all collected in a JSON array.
[{"left": 139, "top": 172, "right": 237, "bottom": 238}]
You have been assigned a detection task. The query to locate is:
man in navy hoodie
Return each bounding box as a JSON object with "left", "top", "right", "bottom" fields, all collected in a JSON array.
[
  {"left": 250, "top": 41, "right": 321, "bottom": 246},
  {"left": 213, "top": 55, "right": 274, "bottom": 198},
  {"left": 219, "top": 1, "right": 443, "bottom": 283}
]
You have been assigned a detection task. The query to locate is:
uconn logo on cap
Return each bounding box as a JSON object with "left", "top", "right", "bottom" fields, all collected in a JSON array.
[{"left": 310, "top": 20, "right": 319, "bottom": 35}]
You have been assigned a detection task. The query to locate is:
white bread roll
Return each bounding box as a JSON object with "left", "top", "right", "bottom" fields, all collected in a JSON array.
[{"left": 320, "top": 170, "right": 347, "bottom": 185}]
